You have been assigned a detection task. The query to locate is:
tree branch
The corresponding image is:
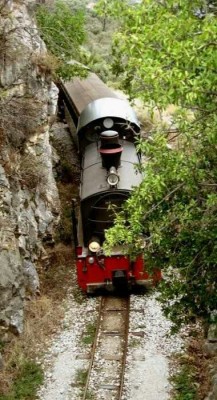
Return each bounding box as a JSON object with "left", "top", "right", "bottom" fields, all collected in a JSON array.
[{"left": 142, "top": 182, "right": 185, "bottom": 221}]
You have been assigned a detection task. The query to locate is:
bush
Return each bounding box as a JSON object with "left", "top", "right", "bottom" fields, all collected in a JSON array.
[
  {"left": 19, "top": 154, "right": 47, "bottom": 190},
  {"left": 0, "top": 360, "right": 43, "bottom": 400},
  {"left": 0, "top": 97, "right": 43, "bottom": 149}
]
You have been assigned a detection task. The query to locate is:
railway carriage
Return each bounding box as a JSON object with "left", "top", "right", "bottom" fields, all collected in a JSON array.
[{"left": 59, "top": 73, "right": 161, "bottom": 293}]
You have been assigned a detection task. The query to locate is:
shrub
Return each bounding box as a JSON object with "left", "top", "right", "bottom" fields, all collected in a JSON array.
[
  {"left": 0, "top": 360, "right": 43, "bottom": 400},
  {"left": 0, "top": 97, "right": 43, "bottom": 149},
  {"left": 19, "top": 154, "right": 47, "bottom": 190}
]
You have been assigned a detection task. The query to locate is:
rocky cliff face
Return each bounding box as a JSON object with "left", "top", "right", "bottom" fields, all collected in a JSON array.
[{"left": 0, "top": 0, "right": 60, "bottom": 335}]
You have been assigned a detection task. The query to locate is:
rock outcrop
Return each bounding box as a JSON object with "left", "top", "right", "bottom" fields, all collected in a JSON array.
[{"left": 0, "top": 0, "right": 60, "bottom": 334}]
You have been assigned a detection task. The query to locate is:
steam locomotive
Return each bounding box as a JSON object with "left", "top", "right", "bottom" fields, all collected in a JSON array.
[{"left": 59, "top": 73, "right": 160, "bottom": 293}]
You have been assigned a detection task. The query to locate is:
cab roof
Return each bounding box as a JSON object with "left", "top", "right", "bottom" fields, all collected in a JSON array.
[{"left": 77, "top": 97, "right": 140, "bottom": 135}]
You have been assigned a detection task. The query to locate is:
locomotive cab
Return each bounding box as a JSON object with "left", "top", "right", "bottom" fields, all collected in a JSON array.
[{"left": 77, "top": 97, "right": 140, "bottom": 153}]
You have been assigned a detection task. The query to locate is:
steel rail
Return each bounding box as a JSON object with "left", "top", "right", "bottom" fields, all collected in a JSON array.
[
  {"left": 118, "top": 296, "right": 130, "bottom": 400},
  {"left": 82, "top": 295, "right": 130, "bottom": 400},
  {"left": 82, "top": 296, "right": 103, "bottom": 400}
]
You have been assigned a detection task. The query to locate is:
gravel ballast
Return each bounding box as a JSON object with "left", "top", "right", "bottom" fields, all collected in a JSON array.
[
  {"left": 123, "top": 293, "right": 185, "bottom": 400},
  {"left": 37, "top": 270, "right": 100, "bottom": 400},
  {"left": 37, "top": 270, "right": 187, "bottom": 400}
]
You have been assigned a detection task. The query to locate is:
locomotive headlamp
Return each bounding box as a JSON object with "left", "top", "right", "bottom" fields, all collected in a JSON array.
[
  {"left": 88, "top": 238, "right": 101, "bottom": 253},
  {"left": 107, "top": 166, "right": 119, "bottom": 187},
  {"left": 103, "top": 118, "right": 114, "bottom": 129}
]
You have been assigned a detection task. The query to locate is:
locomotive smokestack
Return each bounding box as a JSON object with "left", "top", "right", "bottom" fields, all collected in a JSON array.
[{"left": 99, "top": 130, "right": 123, "bottom": 170}]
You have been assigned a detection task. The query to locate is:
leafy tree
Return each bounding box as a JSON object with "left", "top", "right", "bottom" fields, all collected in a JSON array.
[
  {"left": 36, "top": 0, "right": 87, "bottom": 80},
  {"left": 94, "top": 0, "right": 127, "bottom": 31},
  {"left": 104, "top": 0, "right": 217, "bottom": 328}
]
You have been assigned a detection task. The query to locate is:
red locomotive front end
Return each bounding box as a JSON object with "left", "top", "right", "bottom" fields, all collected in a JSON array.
[{"left": 76, "top": 251, "right": 160, "bottom": 294}]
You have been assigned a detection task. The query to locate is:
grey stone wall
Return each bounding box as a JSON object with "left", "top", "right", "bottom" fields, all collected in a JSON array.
[{"left": 0, "top": 0, "right": 60, "bottom": 335}]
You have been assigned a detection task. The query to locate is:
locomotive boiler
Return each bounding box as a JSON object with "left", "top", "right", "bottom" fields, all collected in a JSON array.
[{"left": 59, "top": 73, "right": 160, "bottom": 293}]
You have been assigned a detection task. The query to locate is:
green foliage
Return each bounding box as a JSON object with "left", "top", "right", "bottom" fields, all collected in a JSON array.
[
  {"left": 86, "top": 391, "right": 96, "bottom": 400},
  {"left": 57, "top": 203, "right": 73, "bottom": 244},
  {"left": 83, "top": 15, "right": 118, "bottom": 80},
  {"left": 75, "top": 368, "right": 88, "bottom": 386},
  {"left": 81, "top": 323, "right": 96, "bottom": 345},
  {"left": 172, "top": 363, "right": 197, "bottom": 400},
  {"left": 94, "top": 0, "right": 128, "bottom": 30},
  {"left": 36, "top": 0, "right": 87, "bottom": 79},
  {"left": 0, "top": 339, "right": 5, "bottom": 352},
  {"left": 104, "top": 0, "right": 217, "bottom": 327},
  {"left": 112, "top": 0, "right": 217, "bottom": 108},
  {"left": 0, "top": 361, "right": 43, "bottom": 400}
]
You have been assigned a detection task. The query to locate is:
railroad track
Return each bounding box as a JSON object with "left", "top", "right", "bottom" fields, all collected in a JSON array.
[{"left": 82, "top": 295, "right": 130, "bottom": 400}]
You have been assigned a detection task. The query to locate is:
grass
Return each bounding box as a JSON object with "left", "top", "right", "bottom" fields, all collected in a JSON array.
[
  {"left": 0, "top": 295, "right": 61, "bottom": 398},
  {"left": 0, "top": 361, "right": 43, "bottom": 400},
  {"left": 171, "top": 336, "right": 211, "bottom": 400},
  {"left": 81, "top": 323, "right": 96, "bottom": 345},
  {"left": 129, "top": 337, "right": 140, "bottom": 348},
  {"left": 86, "top": 390, "right": 95, "bottom": 400},
  {"left": 73, "top": 285, "right": 86, "bottom": 304},
  {"left": 0, "top": 340, "right": 5, "bottom": 352},
  {"left": 75, "top": 369, "right": 88, "bottom": 386},
  {"left": 172, "top": 364, "right": 197, "bottom": 400},
  {"left": 74, "top": 370, "right": 96, "bottom": 399}
]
